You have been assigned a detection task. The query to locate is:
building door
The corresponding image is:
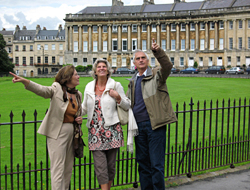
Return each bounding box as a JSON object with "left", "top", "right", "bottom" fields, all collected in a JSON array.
[
  {"left": 188, "top": 57, "right": 194, "bottom": 67},
  {"left": 246, "top": 57, "right": 250, "bottom": 67},
  {"left": 31, "top": 70, "right": 33, "bottom": 77},
  {"left": 217, "top": 57, "right": 222, "bottom": 66}
]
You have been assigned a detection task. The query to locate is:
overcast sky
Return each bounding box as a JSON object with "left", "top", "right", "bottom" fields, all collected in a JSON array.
[{"left": 0, "top": 0, "right": 202, "bottom": 31}]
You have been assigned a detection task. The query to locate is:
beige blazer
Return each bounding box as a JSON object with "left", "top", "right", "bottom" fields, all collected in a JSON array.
[{"left": 26, "top": 81, "right": 82, "bottom": 139}]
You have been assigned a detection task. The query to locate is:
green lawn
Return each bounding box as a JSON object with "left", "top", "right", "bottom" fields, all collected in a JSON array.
[{"left": 0, "top": 76, "right": 250, "bottom": 189}]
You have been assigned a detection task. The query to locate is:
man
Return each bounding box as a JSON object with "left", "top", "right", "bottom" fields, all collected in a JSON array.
[{"left": 127, "top": 39, "right": 177, "bottom": 190}]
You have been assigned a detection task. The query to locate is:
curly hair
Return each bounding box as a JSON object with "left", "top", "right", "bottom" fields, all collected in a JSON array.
[{"left": 89, "top": 59, "right": 113, "bottom": 79}]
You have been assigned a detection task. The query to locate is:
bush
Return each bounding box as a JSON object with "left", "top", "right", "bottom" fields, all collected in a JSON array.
[
  {"left": 193, "top": 61, "right": 198, "bottom": 68},
  {"left": 75, "top": 65, "right": 86, "bottom": 72}
]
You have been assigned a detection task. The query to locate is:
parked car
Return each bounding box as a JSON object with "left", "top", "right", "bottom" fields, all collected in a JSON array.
[
  {"left": 171, "top": 68, "right": 180, "bottom": 74},
  {"left": 116, "top": 67, "right": 135, "bottom": 74},
  {"left": 180, "top": 67, "right": 200, "bottom": 74},
  {"left": 246, "top": 67, "right": 250, "bottom": 74},
  {"left": 205, "top": 66, "right": 225, "bottom": 74},
  {"left": 225, "top": 67, "right": 244, "bottom": 74}
]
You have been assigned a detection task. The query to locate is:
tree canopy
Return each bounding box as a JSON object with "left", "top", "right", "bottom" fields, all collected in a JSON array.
[{"left": 0, "top": 34, "right": 14, "bottom": 73}]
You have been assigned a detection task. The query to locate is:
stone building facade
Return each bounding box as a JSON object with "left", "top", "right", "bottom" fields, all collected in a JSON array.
[{"left": 63, "top": 0, "right": 250, "bottom": 70}]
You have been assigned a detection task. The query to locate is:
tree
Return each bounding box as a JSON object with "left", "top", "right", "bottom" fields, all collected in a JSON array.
[
  {"left": 193, "top": 61, "right": 198, "bottom": 68},
  {"left": 0, "top": 34, "right": 14, "bottom": 73}
]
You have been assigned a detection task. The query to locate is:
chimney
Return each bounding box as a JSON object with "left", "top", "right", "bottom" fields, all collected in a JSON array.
[
  {"left": 22, "top": 26, "right": 27, "bottom": 30},
  {"left": 43, "top": 27, "right": 47, "bottom": 30},
  {"left": 58, "top": 24, "right": 62, "bottom": 32},
  {"left": 36, "top": 24, "right": 41, "bottom": 34},
  {"left": 112, "top": 0, "right": 124, "bottom": 6},
  {"left": 2, "top": 28, "right": 6, "bottom": 31},
  {"left": 174, "top": 0, "right": 181, "bottom": 2},
  {"left": 143, "top": 0, "right": 154, "bottom": 4},
  {"left": 15, "top": 25, "right": 20, "bottom": 32}
]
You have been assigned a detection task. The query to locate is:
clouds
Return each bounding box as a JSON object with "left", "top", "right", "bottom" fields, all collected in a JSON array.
[{"left": 0, "top": 0, "right": 201, "bottom": 31}]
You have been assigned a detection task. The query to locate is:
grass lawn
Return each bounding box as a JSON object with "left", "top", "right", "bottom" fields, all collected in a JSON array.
[{"left": 0, "top": 76, "right": 250, "bottom": 189}]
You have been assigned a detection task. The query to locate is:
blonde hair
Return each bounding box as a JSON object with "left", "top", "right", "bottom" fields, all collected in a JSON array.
[{"left": 89, "top": 59, "right": 113, "bottom": 79}]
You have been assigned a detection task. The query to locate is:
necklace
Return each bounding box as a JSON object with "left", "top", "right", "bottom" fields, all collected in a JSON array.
[{"left": 96, "top": 84, "right": 105, "bottom": 92}]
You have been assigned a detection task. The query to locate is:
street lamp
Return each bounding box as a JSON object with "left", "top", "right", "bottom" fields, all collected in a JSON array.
[{"left": 41, "top": 45, "right": 44, "bottom": 74}]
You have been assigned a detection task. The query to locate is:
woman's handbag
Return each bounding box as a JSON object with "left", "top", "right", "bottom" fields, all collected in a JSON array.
[
  {"left": 73, "top": 124, "right": 85, "bottom": 158},
  {"left": 114, "top": 82, "right": 128, "bottom": 125}
]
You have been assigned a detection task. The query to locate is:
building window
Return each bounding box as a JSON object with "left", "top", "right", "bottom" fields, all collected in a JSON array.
[
  {"left": 132, "top": 24, "right": 137, "bottom": 32},
  {"left": 180, "top": 57, "right": 184, "bottom": 66},
  {"left": 103, "top": 41, "right": 107, "bottom": 52},
  {"left": 132, "top": 39, "right": 137, "bottom": 50},
  {"left": 30, "top": 45, "right": 33, "bottom": 51},
  {"left": 227, "top": 56, "right": 231, "bottom": 65},
  {"left": 190, "top": 39, "right": 195, "bottom": 50},
  {"left": 248, "top": 37, "right": 250, "bottom": 49},
  {"left": 210, "top": 22, "right": 215, "bottom": 30},
  {"left": 161, "top": 24, "right": 166, "bottom": 32},
  {"left": 238, "top": 37, "right": 242, "bottom": 49},
  {"left": 142, "top": 24, "right": 147, "bottom": 32},
  {"left": 122, "top": 57, "right": 126, "bottom": 67},
  {"left": 93, "top": 25, "right": 98, "bottom": 33},
  {"left": 83, "top": 25, "right": 88, "bottom": 33},
  {"left": 22, "top": 45, "right": 26, "bottom": 51},
  {"left": 229, "top": 21, "right": 233, "bottom": 29},
  {"left": 112, "top": 39, "right": 118, "bottom": 51},
  {"left": 229, "top": 38, "right": 233, "bottom": 49},
  {"left": 150, "top": 57, "right": 155, "bottom": 67},
  {"left": 152, "top": 24, "right": 156, "bottom": 32},
  {"left": 8, "top": 47, "right": 11, "bottom": 53},
  {"left": 73, "top": 58, "right": 77, "bottom": 66},
  {"left": 161, "top": 40, "right": 166, "bottom": 51},
  {"left": 112, "top": 57, "right": 117, "bottom": 67},
  {"left": 74, "top": 41, "right": 78, "bottom": 52},
  {"left": 59, "top": 56, "right": 63, "bottom": 65},
  {"left": 93, "top": 41, "right": 98, "bottom": 52},
  {"left": 15, "top": 57, "right": 19, "bottom": 64},
  {"left": 83, "top": 41, "right": 88, "bottom": 52},
  {"left": 52, "top": 44, "right": 55, "bottom": 50},
  {"left": 37, "top": 57, "right": 41, "bottom": 63},
  {"left": 112, "top": 25, "right": 117, "bottom": 33},
  {"left": 200, "top": 39, "right": 205, "bottom": 50},
  {"left": 15, "top": 45, "right": 19, "bottom": 51},
  {"left": 170, "top": 57, "right": 174, "bottom": 65},
  {"left": 8, "top": 38, "right": 11, "bottom": 43},
  {"left": 73, "top": 26, "right": 78, "bottom": 33},
  {"left": 122, "top": 39, "right": 127, "bottom": 51},
  {"left": 103, "top": 25, "right": 107, "bottom": 33},
  {"left": 237, "top": 56, "right": 240, "bottom": 65},
  {"left": 190, "top": 23, "right": 195, "bottom": 31},
  {"left": 122, "top": 25, "right": 127, "bottom": 32},
  {"left": 45, "top": 56, "right": 48, "bottom": 64},
  {"left": 209, "top": 57, "right": 213, "bottom": 66},
  {"left": 44, "top": 44, "right": 48, "bottom": 50},
  {"left": 171, "top": 40, "right": 175, "bottom": 51},
  {"left": 219, "top": 38, "right": 224, "bottom": 50},
  {"left": 199, "top": 57, "right": 203, "bottom": 66},
  {"left": 210, "top": 39, "right": 214, "bottom": 50},
  {"left": 171, "top": 23, "right": 176, "bottom": 31},
  {"left": 181, "top": 39, "right": 185, "bottom": 50},
  {"left": 219, "top": 21, "right": 224, "bottom": 29},
  {"left": 142, "top": 40, "right": 146, "bottom": 51},
  {"left": 181, "top": 23, "right": 185, "bottom": 31},
  {"left": 52, "top": 56, "right": 55, "bottom": 64},
  {"left": 23, "top": 57, "right": 26, "bottom": 65},
  {"left": 83, "top": 58, "right": 87, "bottom": 66},
  {"left": 93, "top": 58, "right": 97, "bottom": 64},
  {"left": 200, "top": 22, "right": 205, "bottom": 30},
  {"left": 239, "top": 20, "right": 242, "bottom": 29},
  {"left": 248, "top": 20, "right": 250, "bottom": 28},
  {"left": 59, "top": 44, "right": 63, "bottom": 50},
  {"left": 30, "top": 57, "right": 33, "bottom": 65}
]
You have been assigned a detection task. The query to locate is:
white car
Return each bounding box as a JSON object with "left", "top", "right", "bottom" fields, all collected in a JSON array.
[{"left": 226, "top": 67, "right": 244, "bottom": 74}]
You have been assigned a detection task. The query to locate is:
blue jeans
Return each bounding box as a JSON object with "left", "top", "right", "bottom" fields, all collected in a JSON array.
[{"left": 135, "top": 120, "right": 166, "bottom": 190}]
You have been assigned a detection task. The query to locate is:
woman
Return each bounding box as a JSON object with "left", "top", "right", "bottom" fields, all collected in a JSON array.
[
  {"left": 9, "top": 65, "right": 82, "bottom": 190},
  {"left": 82, "top": 59, "right": 130, "bottom": 190}
]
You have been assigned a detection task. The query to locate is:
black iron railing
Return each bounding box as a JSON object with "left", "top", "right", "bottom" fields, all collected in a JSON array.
[{"left": 0, "top": 98, "right": 249, "bottom": 189}]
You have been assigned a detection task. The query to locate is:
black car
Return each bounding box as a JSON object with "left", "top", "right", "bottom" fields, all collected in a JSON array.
[
  {"left": 116, "top": 67, "right": 135, "bottom": 74},
  {"left": 171, "top": 68, "right": 180, "bottom": 74},
  {"left": 205, "top": 66, "right": 225, "bottom": 74},
  {"left": 246, "top": 67, "right": 250, "bottom": 74}
]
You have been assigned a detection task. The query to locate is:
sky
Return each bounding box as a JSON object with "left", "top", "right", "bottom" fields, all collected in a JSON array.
[{"left": 0, "top": 0, "right": 202, "bottom": 31}]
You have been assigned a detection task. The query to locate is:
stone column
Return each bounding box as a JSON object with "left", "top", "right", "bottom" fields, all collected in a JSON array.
[
  {"left": 205, "top": 21, "right": 209, "bottom": 50},
  {"left": 233, "top": 19, "right": 237, "bottom": 49},
  {"left": 98, "top": 24, "right": 102, "bottom": 52},
  {"left": 166, "top": 22, "right": 170, "bottom": 50},
  {"left": 137, "top": 24, "right": 141, "bottom": 49},
  {"left": 214, "top": 21, "right": 218, "bottom": 50},
  {"left": 195, "top": 21, "right": 199, "bottom": 50},
  {"left": 242, "top": 19, "right": 246, "bottom": 49},
  {"left": 224, "top": 20, "right": 227, "bottom": 49},
  {"left": 65, "top": 25, "right": 69, "bottom": 51},
  {"left": 147, "top": 23, "right": 151, "bottom": 50},
  {"left": 69, "top": 25, "right": 73, "bottom": 51},
  {"left": 88, "top": 24, "right": 92, "bottom": 52},
  {"left": 127, "top": 24, "right": 131, "bottom": 51},
  {"left": 108, "top": 24, "right": 112, "bottom": 52},
  {"left": 185, "top": 22, "right": 189, "bottom": 50},
  {"left": 176, "top": 22, "right": 180, "bottom": 50},
  {"left": 156, "top": 22, "right": 160, "bottom": 45},
  {"left": 78, "top": 25, "right": 82, "bottom": 51},
  {"left": 118, "top": 24, "right": 122, "bottom": 52}
]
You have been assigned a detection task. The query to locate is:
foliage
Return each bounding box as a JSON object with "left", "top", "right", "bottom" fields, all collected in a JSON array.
[
  {"left": 193, "top": 61, "right": 198, "bottom": 68},
  {"left": 75, "top": 65, "right": 86, "bottom": 72},
  {"left": 86, "top": 64, "right": 92, "bottom": 71},
  {"left": 0, "top": 34, "right": 14, "bottom": 73},
  {"left": 227, "top": 65, "right": 231, "bottom": 68}
]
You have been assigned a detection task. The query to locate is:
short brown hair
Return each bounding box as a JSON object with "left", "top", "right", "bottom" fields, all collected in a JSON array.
[{"left": 55, "top": 65, "right": 75, "bottom": 85}]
